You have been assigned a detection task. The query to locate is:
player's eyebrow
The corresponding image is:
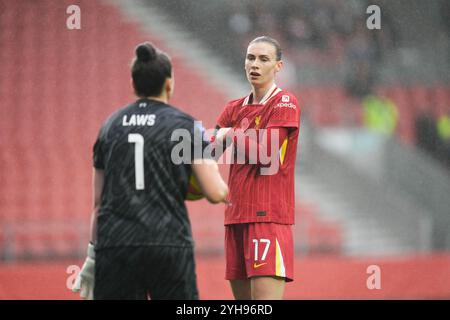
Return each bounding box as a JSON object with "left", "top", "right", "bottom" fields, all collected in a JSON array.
[{"left": 246, "top": 53, "right": 271, "bottom": 60}]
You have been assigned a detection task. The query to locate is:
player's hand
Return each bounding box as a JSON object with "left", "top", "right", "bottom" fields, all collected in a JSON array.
[{"left": 72, "top": 243, "right": 95, "bottom": 300}]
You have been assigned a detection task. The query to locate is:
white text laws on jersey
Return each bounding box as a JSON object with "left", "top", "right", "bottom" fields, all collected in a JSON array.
[{"left": 122, "top": 114, "right": 156, "bottom": 126}]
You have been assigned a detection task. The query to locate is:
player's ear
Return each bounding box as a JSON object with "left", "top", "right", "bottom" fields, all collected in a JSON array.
[
  {"left": 165, "top": 77, "right": 174, "bottom": 100},
  {"left": 275, "top": 60, "right": 283, "bottom": 73}
]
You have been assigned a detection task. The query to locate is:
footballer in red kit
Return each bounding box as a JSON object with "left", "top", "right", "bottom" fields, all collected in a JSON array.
[
  {"left": 214, "top": 36, "right": 301, "bottom": 300},
  {"left": 217, "top": 84, "right": 300, "bottom": 225}
]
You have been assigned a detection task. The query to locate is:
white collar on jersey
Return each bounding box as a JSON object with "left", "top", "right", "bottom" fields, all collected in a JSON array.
[{"left": 243, "top": 83, "right": 282, "bottom": 106}]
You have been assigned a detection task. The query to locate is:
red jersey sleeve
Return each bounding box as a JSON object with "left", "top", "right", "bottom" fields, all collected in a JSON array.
[
  {"left": 266, "top": 93, "right": 300, "bottom": 129},
  {"left": 216, "top": 102, "right": 233, "bottom": 128}
]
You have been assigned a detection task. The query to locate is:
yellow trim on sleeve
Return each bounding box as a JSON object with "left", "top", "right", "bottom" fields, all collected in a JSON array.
[{"left": 279, "top": 138, "right": 288, "bottom": 165}]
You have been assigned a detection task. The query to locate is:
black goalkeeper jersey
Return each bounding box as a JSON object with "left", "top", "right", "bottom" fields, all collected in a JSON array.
[{"left": 93, "top": 98, "right": 208, "bottom": 249}]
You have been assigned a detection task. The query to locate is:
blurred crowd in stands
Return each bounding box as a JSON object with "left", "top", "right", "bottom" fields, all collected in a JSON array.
[
  {"left": 226, "top": 0, "right": 398, "bottom": 95},
  {"left": 226, "top": 0, "right": 450, "bottom": 169}
]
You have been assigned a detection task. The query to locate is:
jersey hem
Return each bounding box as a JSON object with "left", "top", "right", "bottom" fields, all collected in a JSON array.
[
  {"left": 95, "top": 243, "right": 194, "bottom": 250},
  {"left": 224, "top": 219, "right": 294, "bottom": 226}
]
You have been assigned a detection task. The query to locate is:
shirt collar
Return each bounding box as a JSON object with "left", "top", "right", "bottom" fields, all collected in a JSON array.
[{"left": 243, "top": 83, "right": 281, "bottom": 106}]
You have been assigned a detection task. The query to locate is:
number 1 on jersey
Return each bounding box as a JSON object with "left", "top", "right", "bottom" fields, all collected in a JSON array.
[{"left": 128, "top": 133, "right": 145, "bottom": 190}]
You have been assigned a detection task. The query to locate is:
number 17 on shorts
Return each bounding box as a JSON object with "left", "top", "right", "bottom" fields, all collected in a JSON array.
[{"left": 246, "top": 223, "right": 294, "bottom": 282}]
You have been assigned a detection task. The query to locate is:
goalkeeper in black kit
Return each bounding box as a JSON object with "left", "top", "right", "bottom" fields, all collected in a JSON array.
[{"left": 72, "top": 42, "right": 228, "bottom": 300}]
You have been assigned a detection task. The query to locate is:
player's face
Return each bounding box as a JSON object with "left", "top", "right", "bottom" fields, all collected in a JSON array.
[{"left": 245, "top": 42, "right": 282, "bottom": 88}]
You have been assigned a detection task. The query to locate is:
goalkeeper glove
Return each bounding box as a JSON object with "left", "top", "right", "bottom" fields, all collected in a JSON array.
[{"left": 72, "top": 243, "right": 95, "bottom": 300}]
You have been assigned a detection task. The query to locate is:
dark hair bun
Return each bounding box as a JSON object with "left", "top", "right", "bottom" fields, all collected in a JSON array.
[{"left": 136, "top": 42, "right": 156, "bottom": 62}]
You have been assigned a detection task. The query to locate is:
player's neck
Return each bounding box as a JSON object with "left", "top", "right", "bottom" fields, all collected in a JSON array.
[
  {"left": 142, "top": 94, "right": 168, "bottom": 104},
  {"left": 251, "top": 82, "right": 275, "bottom": 104},
  {"left": 148, "top": 97, "right": 167, "bottom": 104}
]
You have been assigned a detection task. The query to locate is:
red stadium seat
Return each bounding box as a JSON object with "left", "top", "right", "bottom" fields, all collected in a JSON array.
[
  {"left": 432, "top": 86, "right": 450, "bottom": 116},
  {"left": 409, "top": 86, "right": 433, "bottom": 114}
]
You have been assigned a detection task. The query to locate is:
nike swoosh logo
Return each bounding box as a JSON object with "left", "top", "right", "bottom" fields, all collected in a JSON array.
[{"left": 253, "top": 262, "right": 267, "bottom": 269}]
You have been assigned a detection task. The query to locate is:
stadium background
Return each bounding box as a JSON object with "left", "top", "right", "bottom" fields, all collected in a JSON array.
[{"left": 1, "top": 0, "right": 450, "bottom": 299}]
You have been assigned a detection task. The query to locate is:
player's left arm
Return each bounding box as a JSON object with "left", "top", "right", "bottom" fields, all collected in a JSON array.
[
  {"left": 238, "top": 127, "right": 289, "bottom": 166},
  {"left": 211, "top": 102, "right": 235, "bottom": 159}
]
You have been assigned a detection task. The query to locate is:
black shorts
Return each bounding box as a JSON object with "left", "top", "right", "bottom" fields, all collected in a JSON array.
[{"left": 94, "top": 246, "right": 198, "bottom": 300}]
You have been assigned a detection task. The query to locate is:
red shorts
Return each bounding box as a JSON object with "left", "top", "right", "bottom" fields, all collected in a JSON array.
[{"left": 225, "top": 223, "right": 294, "bottom": 282}]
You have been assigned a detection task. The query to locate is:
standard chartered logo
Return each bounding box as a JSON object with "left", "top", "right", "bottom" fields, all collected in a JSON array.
[{"left": 170, "top": 121, "right": 282, "bottom": 175}]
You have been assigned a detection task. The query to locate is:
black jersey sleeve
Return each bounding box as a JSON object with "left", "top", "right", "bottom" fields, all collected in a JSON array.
[
  {"left": 93, "top": 129, "right": 105, "bottom": 169},
  {"left": 93, "top": 115, "right": 115, "bottom": 169}
]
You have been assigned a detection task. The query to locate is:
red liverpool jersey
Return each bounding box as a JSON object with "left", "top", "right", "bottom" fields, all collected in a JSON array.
[{"left": 217, "top": 84, "right": 301, "bottom": 225}]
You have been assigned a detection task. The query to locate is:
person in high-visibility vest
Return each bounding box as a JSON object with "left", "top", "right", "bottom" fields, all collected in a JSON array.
[
  {"left": 437, "top": 114, "right": 450, "bottom": 142},
  {"left": 436, "top": 113, "right": 450, "bottom": 166},
  {"left": 362, "top": 95, "right": 399, "bottom": 135}
]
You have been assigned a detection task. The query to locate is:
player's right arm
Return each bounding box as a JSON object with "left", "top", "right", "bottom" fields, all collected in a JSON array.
[
  {"left": 191, "top": 159, "right": 228, "bottom": 204},
  {"left": 212, "top": 102, "right": 234, "bottom": 159},
  {"left": 89, "top": 168, "right": 104, "bottom": 244},
  {"left": 72, "top": 168, "right": 102, "bottom": 300},
  {"left": 72, "top": 122, "right": 108, "bottom": 300}
]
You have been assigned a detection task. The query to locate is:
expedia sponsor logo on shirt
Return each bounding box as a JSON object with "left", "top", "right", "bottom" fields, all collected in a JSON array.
[{"left": 275, "top": 102, "right": 296, "bottom": 109}]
